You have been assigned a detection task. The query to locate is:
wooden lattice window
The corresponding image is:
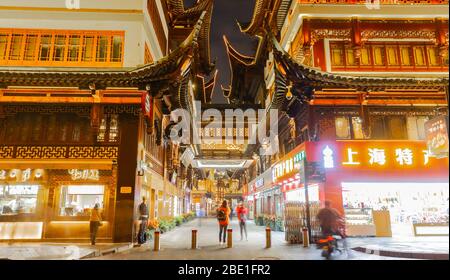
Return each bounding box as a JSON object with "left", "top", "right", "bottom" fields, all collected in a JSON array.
[
  {"left": 0, "top": 28, "right": 124, "bottom": 67},
  {"left": 330, "top": 41, "right": 448, "bottom": 71}
]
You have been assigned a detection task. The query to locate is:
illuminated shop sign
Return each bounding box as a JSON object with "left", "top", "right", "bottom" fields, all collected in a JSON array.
[
  {"left": 272, "top": 151, "right": 306, "bottom": 182},
  {"left": 321, "top": 144, "right": 432, "bottom": 169},
  {"left": 68, "top": 169, "right": 100, "bottom": 181},
  {"left": 425, "top": 115, "right": 449, "bottom": 158},
  {"left": 0, "top": 185, "right": 39, "bottom": 195},
  {"left": 0, "top": 169, "right": 44, "bottom": 182}
]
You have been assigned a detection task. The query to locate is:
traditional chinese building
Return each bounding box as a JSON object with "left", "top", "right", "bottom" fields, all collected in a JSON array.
[
  {"left": 0, "top": 1, "right": 215, "bottom": 242},
  {"left": 237, "top": 0, "right": 449, "bottom": 238}
]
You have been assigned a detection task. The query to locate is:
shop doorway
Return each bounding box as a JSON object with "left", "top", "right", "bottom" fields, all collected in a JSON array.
[{"left": 342, "top": 182, "right": 449, "bottom": 237}]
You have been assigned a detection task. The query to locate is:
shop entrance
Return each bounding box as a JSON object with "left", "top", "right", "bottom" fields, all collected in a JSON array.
[{"left": 342, "top": 182, "right": 449, "bottom": 237}]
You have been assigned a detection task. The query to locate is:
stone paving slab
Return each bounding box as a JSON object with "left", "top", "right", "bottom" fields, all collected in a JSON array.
[{"left": 0, "top": 242, "right": 132, "bottom": 260}]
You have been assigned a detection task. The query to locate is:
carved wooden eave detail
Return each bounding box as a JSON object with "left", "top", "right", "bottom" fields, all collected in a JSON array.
[
  {"left": 238, "top": 0, "right": 272, "bottom": 36},
  {"left": 0, "top": 12, "right": 209, "bottom": 113},
  {"left": 167, "top": 0, "right": 215, "bottom": 75},
  {"left": 268, "top": 33, "right": 449, "bottom": 110}
]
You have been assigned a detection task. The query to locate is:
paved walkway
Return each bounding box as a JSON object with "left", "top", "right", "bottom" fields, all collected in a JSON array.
[
  {"left": 94, "top": 218, "right": 410, "bottom": 260},
  {"left": 349, "top": 236, "right": 449, "bottom": 260},
  {"left": 0, "top": 242, "right": 131, "bottom": 260}
]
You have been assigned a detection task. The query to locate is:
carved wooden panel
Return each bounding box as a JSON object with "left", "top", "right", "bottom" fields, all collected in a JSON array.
[
  {"left": 67, "top": 146, "right": 119, "bottom": 159},
  {"left": 0, "top": 146, "right": 14, "bottom": 158},
  {"left": 0, "top": 145, "right": 119, "bottom": 160},
  {"left": 1, "top": 105, "right": 91, "bottom": 117}
]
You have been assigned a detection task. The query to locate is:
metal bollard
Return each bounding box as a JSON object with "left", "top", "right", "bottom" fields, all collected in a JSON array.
[
  {"left": 191, "top": 229, "right": 198, "bottom": 250},
  {"left": 227, "top": 229, "right": 233, "bottom": 248},
  {"left": 265, "top": 227, "right": 271, "bottom": 248},
  {"left": 302, "top": 227, "right": 310, "bottom": 247},
  {"left": 153, "top": 231, "right": 160, "bottom": 251}
]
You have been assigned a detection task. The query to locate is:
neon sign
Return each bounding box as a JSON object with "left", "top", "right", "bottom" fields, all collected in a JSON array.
[
  {"left": 0, "top": 169, "right": 44, "bottom": 182},
  {"left": 68, "top": 169, "right": 100, "bottom": 181},
  {"left": 272, "top": 151, "right": 306, "bottom": 182},
  {"left": 322, "top": 146, "right": 334, "bottom": 169},
  {"left": 322, "top": 144, "right": 432, "bottom": 169}
]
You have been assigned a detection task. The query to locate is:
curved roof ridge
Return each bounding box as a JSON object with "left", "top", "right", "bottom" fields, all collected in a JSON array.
[
  {"left": 223, "top": 35, "right": 256, "bottom": 67},
  {"left": 238, "top": 0, "right": 270, "bottom": 36},
  {"left": 0, "top": 12, "right": 208, "bottom": 89},
  {"left": 269, "top": 33, "right": 448, "bottom": 89}
]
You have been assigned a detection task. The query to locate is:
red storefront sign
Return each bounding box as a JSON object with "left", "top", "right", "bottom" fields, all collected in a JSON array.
[
  {"left": 141, "top": 92, "right": 153, "bottom": 131},
  {"left": 302, "top": 140, "right": 449, "bottom": 213}
]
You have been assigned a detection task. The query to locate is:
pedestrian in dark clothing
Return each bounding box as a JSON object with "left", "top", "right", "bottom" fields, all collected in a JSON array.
[{"left": 137, "top": 197, "right": 149, "bottom": 245}]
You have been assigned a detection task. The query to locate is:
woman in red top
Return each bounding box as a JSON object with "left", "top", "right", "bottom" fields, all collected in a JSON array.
[
  {"left": 217, "top": 200, "right": 231, "bottom": 246},
  {"left": 236, "top": 202, "right": 248, "bottom": 241}
]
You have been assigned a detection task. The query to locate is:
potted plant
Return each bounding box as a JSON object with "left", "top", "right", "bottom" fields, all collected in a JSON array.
[
  {"left": 275, "top": 217, "right": 284, "bottom": 232},
  {"left": 146, "top": 219, "right": 159, "bottom": 241}
]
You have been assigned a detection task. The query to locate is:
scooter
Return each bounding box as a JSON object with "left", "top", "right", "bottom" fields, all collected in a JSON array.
[{"left": 316, "top": 234, "right": 344, "bottom": 260}]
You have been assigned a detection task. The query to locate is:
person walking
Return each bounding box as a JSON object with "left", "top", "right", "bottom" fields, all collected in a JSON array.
[
  {"left": 236, "top": 202, "right": 248, "bottom": 241},
  {"left": 137, "top": 196, "right": 149, "bottom": 245},
  {"left": 89, "top": 203, "right": 102, "bottom": 245},
  {"left": 216, "top": 200, "right": 230, "bottom": 247}
]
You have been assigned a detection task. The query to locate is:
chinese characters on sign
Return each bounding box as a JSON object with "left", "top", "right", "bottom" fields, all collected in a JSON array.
[
  {"left": 68, "top": 169, "right": 100, "bottom": 181},
  {"left": 322, "top": 145, "right": 432, "bottom": 169},
  {"left": 425, "top": 115, "right": 449, "bottom": 158},
  {"left": 272, "top": 151, "right": 306, "bottom": 181},
  {"left": 0, "top": 169, "right": 44, "bottom": 182}
]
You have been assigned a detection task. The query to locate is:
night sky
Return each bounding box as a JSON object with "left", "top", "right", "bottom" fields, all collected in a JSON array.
[{"left": 184, "top": 0, "right": 258, "bottom": 103}]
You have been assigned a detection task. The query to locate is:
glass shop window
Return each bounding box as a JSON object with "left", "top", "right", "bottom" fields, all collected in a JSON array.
[
  {"left": 39, "top": 35, "right": 52, "bottom": 61},
  {"left": 96, "top": 36, "right": 109, "bottom": 62},
  {"left": 0, "top": 185, "right": 39, "bottom": 215},
  {"left": 8, "top": 34, "right": 23, "bottom": 60},
  {"left": 68, "top": 35, "right": 81, "bottom": 62},
  {"left": 407, "top": 116, "right": 429, "bottom": 140},
  {"left": 59, "top": 185, "right": 104, "bottom": 217},
  {"left": 370, "top": 116, "right": 387, "bottom": 139},
  {"left": 0, "top": 33, "right": 7, "bottom": 60},
  {"left": 97, "top": 118, "right": 107, "bottom": 142},
  {"left": 388, "top": 116, "right": 407, "bottom": 140},
  {"left": 82, "top": 35, "right": 95, "bottom": 62},
  {"left": 335, "top": 116, "right": 351, "bottom": 139},
  {"left": 351, "top": 117, "right": 365, "bottom": 139},
  {"left": 111, "top": 36, "right": 123, "bottom": 62},
  {"left": 24, "top": 34, "right": 38, "bottom": 61},
  {"left": 109, "top": 114, "right": 119, "bottom": 142},
  {"left": 53, "top": 35, "right": 66, "bottom": 62}
]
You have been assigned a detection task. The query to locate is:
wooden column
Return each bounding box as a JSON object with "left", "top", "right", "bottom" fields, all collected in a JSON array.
[{"left": 113, "top": 113, "right": 140, "bottom": 243}]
